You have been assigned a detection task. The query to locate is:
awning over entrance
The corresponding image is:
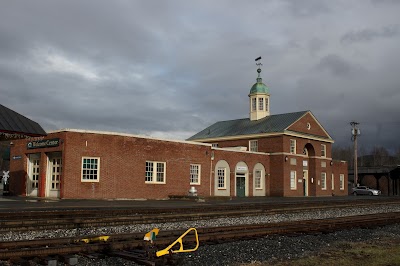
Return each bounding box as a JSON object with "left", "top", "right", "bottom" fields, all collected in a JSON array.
[{"left": 0, "top": 104, "right": 47, "bottom": 141}]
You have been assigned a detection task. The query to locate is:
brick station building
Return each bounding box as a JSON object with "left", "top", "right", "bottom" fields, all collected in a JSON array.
[{"left": 9, "top": 66, "right": 347, "bottom": 199}]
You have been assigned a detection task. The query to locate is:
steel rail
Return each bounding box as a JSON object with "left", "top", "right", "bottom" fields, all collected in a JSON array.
[
  {"left": 1, "top": 212, "right": 400, "bottom": 261},
  {"left": 0, "top": 198, "right": 397, "bottom": 219},
  {"left": 1, "top": 200, "right": 399, "bottom": 232}
]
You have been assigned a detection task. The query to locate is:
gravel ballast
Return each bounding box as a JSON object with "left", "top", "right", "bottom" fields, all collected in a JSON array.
[{"left": 1, "top": 204, "right": 400, "bottom": 265}]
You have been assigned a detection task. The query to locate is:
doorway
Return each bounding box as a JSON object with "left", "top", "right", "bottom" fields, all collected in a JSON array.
[
  {"left": 236, "top": 173, "right": 246, "bottom": 197},
  {"left": 303, "top": 170, "right": 309, "bottom": 196},
  {"left": 27, "top": 154, "right": 40, "bottom": 196},
  {"left": 46, "top": 154, "right": 62, "bottom": 198}
]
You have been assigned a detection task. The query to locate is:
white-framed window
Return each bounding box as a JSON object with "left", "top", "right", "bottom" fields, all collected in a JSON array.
[
  {"left": 321, "top": 172, "right": 327, "bottom": 190},
  {"left": 212, "top": 143, "right": 218, "bottom": 148},
  {"left": 258, "top": 97, "right": 264, "bottom": 111},
  {"left": 290, "top": 170, "right": 297, "bottom": 190},
  {"left": 145, "top": 161, "right": 166, "bottom": 184},
  {"left": 249, "top": 140, "right": 258, "bottom": 152},
  {"left": 252, "top": 98, "right": 256, "bottom": 111},
  {"left": 331, "top": 173, "right": 335, "bottom": 190},
  {"left": 340, "top": 174, "right": 344, "bottom": 190},
  {"left": 290, "top": 139, "right": 296, "bottom": 154},
  {"left": 29, "top": 155, "right": 40, "bottom": 189},
  {"left": 82, "top": 157, "right": 100, "bottom": 182},
  {"left": 265, "top": 98, "right": 269, "bottom": 111},
  {"left": 321, "top": 144, "right": 326, "bottom": 158},
  {"left": 255, "top": 169, "right": 262, "bottom": 189},
  {"left": 190, "top": 164, "right": 201, "bottom": 185},
  {"left": 217, "top": 167, "right": 226, "bottom": 189}
]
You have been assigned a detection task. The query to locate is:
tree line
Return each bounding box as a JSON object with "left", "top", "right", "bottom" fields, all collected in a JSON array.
[{"left": 332, "top": 146, "right": 400, "bottom": 168}]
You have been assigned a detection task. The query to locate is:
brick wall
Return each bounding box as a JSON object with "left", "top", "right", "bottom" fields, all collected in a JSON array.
[
  {"left": 8, "top": 129, "right": 348, "bottom": 199},
  {"left": 9, "top": 132, "right": 65, "bottom": 196},
  {"left": 287, "top": 112, "right": 330, "bottom": 138},
  {"left": 62, "top": 132, "right": 212, "bottom": 199},
  {"left": 212, "top": 149, "right": 269, "bottom": 196}
]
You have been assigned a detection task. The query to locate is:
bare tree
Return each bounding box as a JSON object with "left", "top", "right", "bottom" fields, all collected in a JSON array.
[
  {"left": 332, "top": 146, "right": 353, "bottom": 167},
  {"left": 371, "top": 146, "right": 390, "bottom": 166}
]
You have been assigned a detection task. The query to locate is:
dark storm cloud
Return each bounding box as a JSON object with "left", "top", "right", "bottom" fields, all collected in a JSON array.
[
  {"left": 0, "top": 0, "right": 400, "bottom": 153},
  {"left": 341, "top": 25, "right": 399, "bottom": 44},
  {"left": 316, "top": 55, "right": 362, "bottom": 77}
]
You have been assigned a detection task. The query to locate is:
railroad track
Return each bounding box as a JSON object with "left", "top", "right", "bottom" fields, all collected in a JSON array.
[
  {"left": 1, "top": 199, "right": 399, "bottom": 232},
  {"left": 1, "top": 212, "right": 400, "bottom": 265}
]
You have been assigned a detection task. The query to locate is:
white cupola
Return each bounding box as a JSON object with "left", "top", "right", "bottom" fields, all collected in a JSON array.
[{"left": 249, "top": 58, "right": 270, "bottom": 121}]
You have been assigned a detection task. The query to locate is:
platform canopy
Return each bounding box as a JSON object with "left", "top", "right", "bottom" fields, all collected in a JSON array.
[
  {"left": 390, "top": 166, "right": 400, "bottom": 180},
  {"left": 0, "top": 104, "right": 47, "bottom": 141}
]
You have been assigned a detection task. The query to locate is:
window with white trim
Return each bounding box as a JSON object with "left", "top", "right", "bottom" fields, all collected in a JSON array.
[
  {"left": 190, "top": 164, "right": 201, "bottom": 185},
  {"left": 265, "top": 98, "right": 269, "bottom": 111},
  {"left": 217, "top": 167, "right": 226, "bottom": 189},
  {"left": 145, "top": 161, "right": 166, "bottom": 183},
  {"left": 252, "top": 98, "right": 256, "bottom": 111},
  {"left": 321, "top": 172, "right": 327, "bottom": 190},
  {"left": 331, "top": 173, "right": 335, "bottom": 190},
  {"left": 258, "top": 97, "right": 264, "bottom": 111},
  {"left": 340, "top": 174, "right": 344, "bottom": 190},
  {"left": 249, "top": 140, "right": 258, "bottom": 152},
  {"left": 212, "top": 143, "right": 218, "bottom": 148},
  {"left": 290, "top": 170, "right": 297, "bottom": 190},
  {"left": 255, "top": 169, "right": 262, "bottom": 189},
  {"left": 82, "top": 157, "right": 100, "bottom": 182},
  {"left": 290, "top": 139, "right": 296, "bottom": 154},
  {"left": 321, "top": 144, "right": 326, "bottom": 158}
]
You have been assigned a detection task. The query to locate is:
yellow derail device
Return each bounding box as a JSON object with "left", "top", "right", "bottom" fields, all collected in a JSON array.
[
  {"left": 79, "top": 235, "right": 110, "bottom": 243},
  {"left": 154, "top": 228, "right": 199, "bottom": 257}
]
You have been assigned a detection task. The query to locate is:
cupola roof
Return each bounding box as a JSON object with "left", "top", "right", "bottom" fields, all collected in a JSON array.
[{"left": 249, "top": 65, "right": 269, "bottom": 94}]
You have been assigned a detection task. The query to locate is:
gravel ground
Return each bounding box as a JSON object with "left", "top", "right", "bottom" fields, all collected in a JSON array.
[
  {"left": 1, "top": 205, "right": 400, "bottom": 265},
  {"left": 180, "top": 223, "right": 400, "bottom": 266},
  {"left": 18, "top": 223, "right": 398, "bottom": 266}
]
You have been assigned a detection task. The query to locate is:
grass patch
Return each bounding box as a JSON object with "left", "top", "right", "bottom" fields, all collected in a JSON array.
[{"left": 242, "top": 238, "right": 400, "bottom": 266}]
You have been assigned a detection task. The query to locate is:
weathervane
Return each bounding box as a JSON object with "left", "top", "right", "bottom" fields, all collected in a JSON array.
[{"left": 255, "top": 56, "right": 262, "bottom": 79}]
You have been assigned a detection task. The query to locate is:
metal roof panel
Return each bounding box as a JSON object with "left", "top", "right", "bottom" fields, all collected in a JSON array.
[
  {"left": 187, "top": 111, "right": 309, "bottom": 141},
  {"left": 0, "top": 104, "right": 46, "bottom": 136}
]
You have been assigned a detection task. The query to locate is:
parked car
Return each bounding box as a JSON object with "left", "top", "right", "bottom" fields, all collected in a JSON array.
[{"left": 352, "top": 186, "right": 381, "bottom": 196}]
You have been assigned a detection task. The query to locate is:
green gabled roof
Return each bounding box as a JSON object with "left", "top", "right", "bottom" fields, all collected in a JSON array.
[{"left": 187, "top": 111, "right": 309, "bottom": 141}]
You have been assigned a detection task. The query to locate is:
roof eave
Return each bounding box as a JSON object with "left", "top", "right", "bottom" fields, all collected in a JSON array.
[{"left": 189, "top": 131, "right": 334, "bottom": 143}]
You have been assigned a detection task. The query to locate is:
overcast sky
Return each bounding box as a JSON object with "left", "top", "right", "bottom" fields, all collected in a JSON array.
[{"left": 1, "top": 0, "right": 399, "bottom": 153}]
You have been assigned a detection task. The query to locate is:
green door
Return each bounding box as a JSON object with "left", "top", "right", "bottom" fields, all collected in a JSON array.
[{"left": 236, "top": 173, "right": 246, "bottom": 197}]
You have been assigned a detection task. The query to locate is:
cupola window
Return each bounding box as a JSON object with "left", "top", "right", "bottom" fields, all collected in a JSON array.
[
  {"left": 258, "top": 98, "right": 264, "bottom": 111},
  {"left": 252, "top": 98, "right": 256, "bottom": 111}
]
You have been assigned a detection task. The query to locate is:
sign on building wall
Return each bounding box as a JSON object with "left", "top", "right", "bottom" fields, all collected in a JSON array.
[
  {"left": 236, "top": 166, "right": 248, "bottom": 171},
  {"left": 27, "top": 138, "right": 60, "bottom": 149}
]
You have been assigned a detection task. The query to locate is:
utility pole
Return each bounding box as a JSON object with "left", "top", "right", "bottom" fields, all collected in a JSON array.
[{"left": 350, "top": 121, "right": 360, "bottom": 187}]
